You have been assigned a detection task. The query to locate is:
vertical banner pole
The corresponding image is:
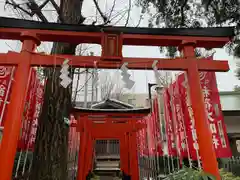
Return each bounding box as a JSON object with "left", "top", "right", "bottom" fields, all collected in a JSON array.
[
  {"left": 129, "top": 121, "right": 140, "bottom": 180},
  {"left": 77, "top": 118, "right": 87, "bottom": 180},
  {"left": 125, "top": 132, "right": 130, "bottom": 175},
  {"left": 83, "top": 130, "right": 93, "bottom": 178},
  {"left": 0, "top": 32, "right": 40, "bottom": 180},
  {"left": 120, "top": 135, "right": 127, "bottom": 173}
]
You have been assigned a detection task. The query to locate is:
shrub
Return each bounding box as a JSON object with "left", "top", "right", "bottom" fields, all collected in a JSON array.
[{"left": 163, "top": 167, "right": 240, "bottom": 180}]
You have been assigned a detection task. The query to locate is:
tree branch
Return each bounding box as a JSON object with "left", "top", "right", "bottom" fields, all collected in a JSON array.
[
  {"left": 125, "top": 0, "right": 131, "bottom": 27},
  {"left": 49, "top": 0, "right": 64, "bottom": 22},
  {"left": 72, "top": 68, "right": 81, "bottom": 103},
  {"left": 6, "top": 0, "right": 65, "bottom": 23},
  {"left": 27, "top": 0, "right": 48, "bottom": 22},
  {"left": 180, "top": 0, "right": 188, "bottom": 26},
  {"left": 107, "top": 0, "right": 117, "bottom": 22},
  {"left": 39, "top": 0, "right": 50, "bottom": 9},
  {"left": 5, "top": 0, "right": 33, "bottom": 16},
  {"left": 92, "top": 0, "right": 109, "bottom": 24}
]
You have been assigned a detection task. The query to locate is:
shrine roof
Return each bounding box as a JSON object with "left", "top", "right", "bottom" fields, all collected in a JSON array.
[
  {"left": 72, "top": 98, "right": 150, "bottom": 115},
  {"left": 0, "top": 17, "right": 234, "bottom": 38},
  {"left": 72, "top": 107, "right": 150, "bottom": 115},
  {"left": 91, "top": 98, "right": 134, "bottom": 109}
]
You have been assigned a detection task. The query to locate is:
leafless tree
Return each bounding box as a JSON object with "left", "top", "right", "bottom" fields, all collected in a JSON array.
[{"left": 99, "top": 71, "right": 125, "bottom": 100}]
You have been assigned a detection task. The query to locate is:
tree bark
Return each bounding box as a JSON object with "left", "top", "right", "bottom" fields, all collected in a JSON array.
[{"left": 30, "top": 0, "right": 84, "bottom": 179}]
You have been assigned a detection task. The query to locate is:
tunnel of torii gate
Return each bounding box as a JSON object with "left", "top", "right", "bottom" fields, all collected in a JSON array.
[
  {"left": 0, "top": 16, "right": 235, "bottom": 180},
  {"left": 72, "top": 108, "right": 150, "bottom": 180}
]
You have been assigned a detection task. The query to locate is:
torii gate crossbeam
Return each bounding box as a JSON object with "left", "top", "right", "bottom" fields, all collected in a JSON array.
[{"left": 0, "top": 17, "right": 235, "bottom": 180}]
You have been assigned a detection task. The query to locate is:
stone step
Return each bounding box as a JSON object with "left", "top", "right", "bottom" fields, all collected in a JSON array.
[
  {"left": 96, "top": 161, "right": 120, "bottom": 167},
  {"left": 96, "top": 155, "right": 120, "bottom": 160},
  {"left": 95, "top": 167, "right": 120, "bottom": 171},
  {"left": 94, "top": 159, "right": 120, "bottom": 172}
]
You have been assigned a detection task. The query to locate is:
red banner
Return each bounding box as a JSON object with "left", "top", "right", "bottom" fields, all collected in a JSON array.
[
  {"left": 137, "top": 96, "right": 163, "bottom": 157},
  {"left": 176, "top": 72, "right": 232, "bottom": 159},
  {"left": 27, "top": 78, "right": 44, "bottom": 150},
  {"left": 146, "top": 114, "right": 155, "bottom": 156},
  {"left": 152, "top": 97, "right": 163, "bottom": 156},
  {"left": 177, "top": 74, "right": 199, "bottom": 160},
  {"left": 137, "top": 117, "right": 148, "bottom": 156},
  {"left": 137, "top": 97, "right": 163, "bottom": 157},
  {"left": 68, "top": 115, "right": 80, "bottom": 155},
  {"left": 199, "top": 72, "right": 232, "bottom": 157},
  {"left": 149, "top": 108, "right": 156, "bottom": 155},
  {"left": 163, "top": 89, "right": 177, "bottom": 156},
  {"left": 18, "top": 69, "right": 44, "bottom": 151},
  {"left": 0, "top": 66, "right": 15, "bottom": 127},
  {"left": 170, "top": 82, "right": 187, "bottom": 159}
]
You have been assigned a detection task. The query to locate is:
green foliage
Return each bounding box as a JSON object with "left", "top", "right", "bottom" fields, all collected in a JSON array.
[
  {"left": 136, "top": 0, "right": 240, "bottom": 76},
  {"left": 220, "top": 169, "right": 240, "bottom": 180},
  {"left": 137, "top": 0, "right": 239, "bottom": 36},
  {"left": 163, "top": 167, "right": 240, "bottom": 180},
  {"left": 163, "top": 167, "right": 216, "bottom": 180}
]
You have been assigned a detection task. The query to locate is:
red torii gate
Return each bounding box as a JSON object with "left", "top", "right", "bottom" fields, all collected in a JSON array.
[
  {"left": 72, "top": 108, "right": 149, "bottom": 180},
  {"left": 0, "top": 17, "right": 235, "bottom": 180}
]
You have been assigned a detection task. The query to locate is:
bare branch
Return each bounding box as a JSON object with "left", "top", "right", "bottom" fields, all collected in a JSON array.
[
  {"left": 49, "top": 0, "right": 64, "bottom": 22},
  {"left": 135, "top": 15, "right": 143, "bottom": 27},
  {"left": 39, "top": 0, "right": 50, "bottom": 9},
  {"left": 27, "top": 0, "right": 48, "bottom": 22},
  {"left": 5, "top": 0, "right": 33, "bottom": 16},
  {"left": 6, "top": 0, "right": 65, "bottom": 23},
  {"left": 72, "top": 68, "right": 81, "bottom": 103},
  {"left": 92, "top": 0, "right": 109, "bottom": 24},
  {"left": 107, "top": 0, "right": 117, "bottom": 22},
  {"left": 99, "top": 72, "right": 125, "bottom": 101},
  {"left": 125, "top": 0, "right": 132, "bottom": 26},
  {"left": 5, "top": 0, "right": 48, "bottom": 22},
  {"left": 111, "top": 9, "right": 129, "bottom": 25},
  {"left": 75, "top": 75, "right": 92, "bottom": 93}
]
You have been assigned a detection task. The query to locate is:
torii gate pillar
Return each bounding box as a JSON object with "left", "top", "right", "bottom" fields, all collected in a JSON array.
[
  {"left": 180, "top": 41, "right": 219, "bottom": 179},
  {"left": 0, "top": 32, "right": 40, "bottom": 180}
]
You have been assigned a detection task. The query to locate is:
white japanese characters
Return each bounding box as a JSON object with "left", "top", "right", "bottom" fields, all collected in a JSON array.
[
  {"left": 217, "top": 121, "right": 227, "bottom": 148},
  {"left": 175, "top": 103, "right": 186, "bottom": 151},
  {"left": 201, "top": 74, "right": 220, "bottom": 149},
  {"left": 185, "top": 87, "right": 199, "bottom": 151},
  {"left": 0, "top": 67, "right": 14, "bottom": 125}
]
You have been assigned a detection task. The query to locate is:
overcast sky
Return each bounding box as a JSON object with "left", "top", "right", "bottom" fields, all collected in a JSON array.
[{"left": 0, "top": 0, "right": 239, "bottom": 94}]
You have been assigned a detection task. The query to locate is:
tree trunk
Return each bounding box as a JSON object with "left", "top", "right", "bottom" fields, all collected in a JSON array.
[{"left": 30, "top": 0, "right": 84, "bottom": 179}]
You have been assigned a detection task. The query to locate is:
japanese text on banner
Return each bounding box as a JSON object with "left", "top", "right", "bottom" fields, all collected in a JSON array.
[{"left": 200, "top": 72, "right": 231, "bottom": 157}]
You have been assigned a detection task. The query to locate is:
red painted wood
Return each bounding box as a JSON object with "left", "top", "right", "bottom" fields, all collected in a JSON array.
[
  {"left": 0, "top": 25, "right": 230, "bottom": 180},
  {"left": 0, "top": 33, "right": 39, "bottom": 180},
  {"left": 0, "top": 52, "right": 229, "bottom": 71},
  {"left": 0, "top": 28, "right": 230, "bottom": 48},
  {"left": 180, "top": 42, "right": 220, "bottom": 179},
  {"left": 77, "top": 120, "right": 88, "bottom": 180}
]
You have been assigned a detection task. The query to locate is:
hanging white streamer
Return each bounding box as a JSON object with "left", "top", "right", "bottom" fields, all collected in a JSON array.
[{"left": 60, "top": 59, "right": 72, "bottom": 88}]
